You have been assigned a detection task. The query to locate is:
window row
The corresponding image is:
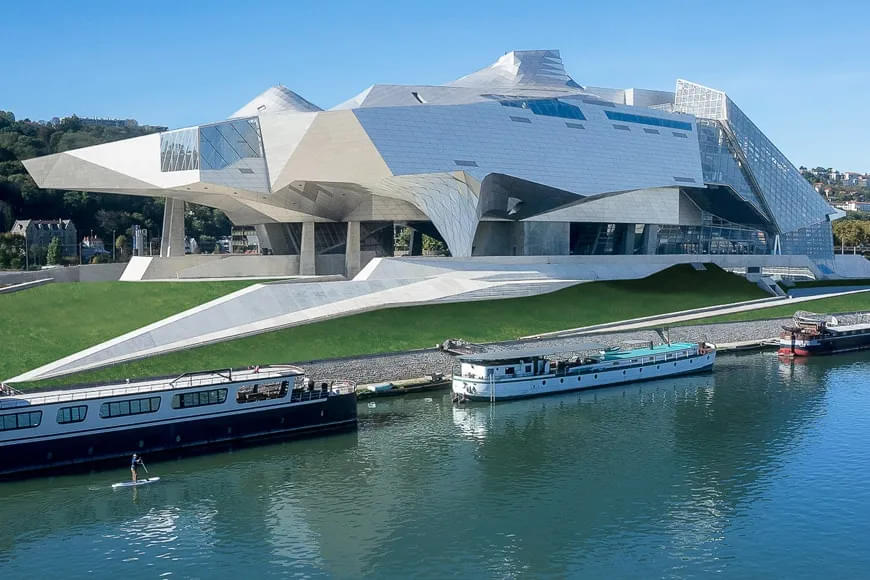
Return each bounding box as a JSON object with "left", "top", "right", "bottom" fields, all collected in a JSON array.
[
  {"left": 99, "top": 396, "right": 161, "bottom": 419},
  {"left": 500, "top": 99, "right": 586, "bottom": 121},
  {"left": 57, "top": 405, "right": 87, "bottom": 424},
  {"left": 0, "top": 410, "right": 42, "bottom": 431},
  {"left": 172, "top": 388, "right": 228, "bottom": 409},
  {"left": 604, "top": 110, "right": 693, "bottom": 132}
]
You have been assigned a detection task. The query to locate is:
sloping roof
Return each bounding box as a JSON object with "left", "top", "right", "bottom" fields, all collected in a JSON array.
[
  {"left": 230, "top": 85, "right": 322, "bottom": 118},
  {"left": 448, "top": 50, "right": 581, "bottom": 89}
]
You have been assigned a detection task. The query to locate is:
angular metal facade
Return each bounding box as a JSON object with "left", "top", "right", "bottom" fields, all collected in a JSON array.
[{"left": 22, "top": 51, "right": 836, "bottom": 260}]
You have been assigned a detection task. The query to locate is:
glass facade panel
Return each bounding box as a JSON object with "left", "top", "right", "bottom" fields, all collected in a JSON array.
[
  {"left": 656, "top": 212, "right": 769, "bottom": 255},
  {"left": 696, "top": 119, "right": 767, "bottom": 218},
  {"left": 500, "top": 99, "right": 586, "bottom": 120},
  {"left": 675, "top": 79, "right": 835, "bottom": 258},
  {"left": 160, "top": 128, "right": 199, "bottom": 172},
  {"left": 199, "top": 118, "right": 263, "bottom": 171},
  {"left": 604, "top": 110, "right": 692, "bottom": 132}
]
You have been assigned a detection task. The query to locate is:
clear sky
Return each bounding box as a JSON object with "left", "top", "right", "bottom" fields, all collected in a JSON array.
[{"left": 2, "top": 0, "right": 868, "bottom": 171}]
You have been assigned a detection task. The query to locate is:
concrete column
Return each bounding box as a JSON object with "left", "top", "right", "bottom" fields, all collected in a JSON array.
[
  {"left": 641, "top": 225, "right": 659, "bottom": 254},
  {"left": 409, "top": 229, "right": 423, "bottom": 256},
  {"left": 622, "top": 223, "right": 636, "bottom": 255},
  {"left": 345, "top": 221, "right": 361, "bottom": 279},
  {"left": 299, "top": 221, "right": 315, "bottom": 275},
  {"left": 160, "top": 197, "right": 185, "bottom": 257}
]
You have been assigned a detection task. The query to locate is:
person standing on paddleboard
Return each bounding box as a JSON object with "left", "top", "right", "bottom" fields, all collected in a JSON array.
[{"left": 131, "top": 454, "right": 144, "bottom": 482}]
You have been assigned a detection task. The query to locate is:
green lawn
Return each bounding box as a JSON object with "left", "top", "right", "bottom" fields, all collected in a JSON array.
[
  {"left": 12, "top": 265, "right": 768, "bottom": 389},
  {"left": 682, "top": 291, "right": 870, "bottom": 326},
  {"left": 0, "top": 280, "right": 262, "bottom": 382}
]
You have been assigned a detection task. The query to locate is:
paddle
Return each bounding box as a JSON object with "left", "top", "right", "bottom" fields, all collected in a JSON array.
[{"left": 141, "top": 460, "right": 149, "bottom": 474}]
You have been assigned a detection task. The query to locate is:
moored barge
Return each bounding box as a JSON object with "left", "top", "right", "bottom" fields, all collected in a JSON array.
[
  {"left": 452, "top": 341, "right": 716, "bottom": 402},
  {"left": 778, "top": 311, "right": 870, "bottom": 356},
  {"left": 0, "top": 366, "right": 356, "bottom": 478}
]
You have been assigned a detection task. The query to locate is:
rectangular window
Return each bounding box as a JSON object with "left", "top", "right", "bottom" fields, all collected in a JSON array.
[
  {"left": 237, "top": 168, "right": 255, "bottom": 174},
  {"left": 100, "top": 397, "right": 161, "bottom": 418},
  {"left": 453, "top": 160, "right": 478, "bottom": 167},
  {"left": 237, "top": 381, "right": 290, "bottom": 404},
  {"left": 613, "top": 124, "right": 631, "bottom": 131},
  {"left": 673, "top": 176, "right": 697, "bottom": 183},
  {"left": 672, "top": 132, "right": 688, "bottom": 138},
  {"left": 0, "top": 410, "right": 42, "bottom": 431},
  {"left": 57, "top": 405, "right": 88, "bottom": 424},
  {"left": 604, "top": 110, "right": 693, "bottom": 132},
  {"left": 643, "top": 128, "right": 660, "bottom": 134},
  {"left": 501, "top": 99, "right": 586, "bottom": 120},
  {"left": 565, "top": 122, "right": 585, "bottom": 129},
  {"left": 171, "top": 388, "right": 228, "bottom": 409},
  {"left": 509, "top": 116, "right": 532, "bottom": 124}
]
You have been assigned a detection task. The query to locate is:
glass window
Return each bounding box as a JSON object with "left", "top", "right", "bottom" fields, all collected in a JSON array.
[
  {"left": 100, "top": 396, "right": 161, "bottom": 419},
  {"left": 604, "top": 110, "right": 693, "bottom": 132},
  {"left": 57, "top": 405, "right": 88, "bottom": 424},
  {"left": 160, "top": 128, "right": 199, "bottom": 172},
  {"left": 500, "top": 99, "right": 586, "bottom": 120},
  {"left": 0, "top": 410, "right": 42, "bottom": 431},
  {"left": 199, "top": 118, "right": 263, "bottom": 171},
  {"left": 172, "top": 388, "right": 229, "bottom": 409}
]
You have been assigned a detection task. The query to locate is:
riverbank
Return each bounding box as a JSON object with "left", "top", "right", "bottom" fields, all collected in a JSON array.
[{"left": 298, "top": 317, "right": 789, "bottom": 386}]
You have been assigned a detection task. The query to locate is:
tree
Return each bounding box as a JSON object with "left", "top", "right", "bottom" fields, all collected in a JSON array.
[
  {"left": 0, "top": 232, "right": 25, "bottom": 269},
  {"left": 46, "top": 236, "right": 61, "bottom": 265},
  {"left": 115, "top": 234, "right": 128, "bottom": 261}
]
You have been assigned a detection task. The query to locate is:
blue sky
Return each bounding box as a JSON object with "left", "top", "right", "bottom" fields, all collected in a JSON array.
[{"left": 2, "top": 0, "right": 868, "bottom": 171}]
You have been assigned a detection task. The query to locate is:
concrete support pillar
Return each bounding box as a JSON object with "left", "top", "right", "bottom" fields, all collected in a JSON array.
[
  {"left": 409, "top": 229, "right": 424, "bottom": 256},
  {"left": 623, "top": 223, "right": 636, "bottom": 255},
  {"left": 299, "top": 221, "right": 315, "bottom": 276},
  {"left": 642, "top": 225, "right": 659, "bottom": 254},
  {"left": 345, "top": 221, "right": 361, "bottom": 279},
  {"left": 160, "top": 197, "right": 185, "bottom": 257}
]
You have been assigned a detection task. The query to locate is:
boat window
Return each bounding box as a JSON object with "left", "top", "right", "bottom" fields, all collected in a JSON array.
[
  {"left": 0, "top": 410, "right": 42, "bottom": 431},
  {"left": 237, "top": 380, "right": 289, "bottom": 404},
  {"left": 172, "top": 388, "right": 228, "bottom": 409},
  {"left": 525, "top": 365, "right": 531, "bottom": 372},
  {"left": 100, "top": 396, "right": 161, "bottom": 419},
  {"left": 505, "top": 367, "right": 515, "bottom": 375},
  {"left": 57, "top": 405, "right": 88, "bottom": 424}
]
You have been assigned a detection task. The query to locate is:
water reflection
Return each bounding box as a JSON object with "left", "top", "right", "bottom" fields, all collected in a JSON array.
[{"left": 1, "top": 353, "right": 867, "bottom": 578}]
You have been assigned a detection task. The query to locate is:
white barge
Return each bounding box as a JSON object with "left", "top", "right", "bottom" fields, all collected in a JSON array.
[
  {"left": 452, "top": 342, "right": 716, "bottom": 402},
  {"left": 0, "top": 366, "right": 356, "bottom": 478}
]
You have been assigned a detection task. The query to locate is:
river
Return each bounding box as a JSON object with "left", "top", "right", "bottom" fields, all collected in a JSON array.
[{"left": 2, "top": 352, "right": 870, "bottom": 578}]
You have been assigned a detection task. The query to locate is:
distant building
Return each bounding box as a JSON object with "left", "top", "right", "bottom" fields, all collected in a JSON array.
[
  {"left": 79, "top": 117, "right": 139, "bottom": 128},
  {"left": 231, "top": 226, "right": 260, "bottom": 254},
  {"left": 9, "top": 219, "right": 77, "bottom": 257},
  {"left": 838, "top": 201, "right": 870, "bottom": 212},
  {"left": 81, "top": 235, "right": 110, "bottom": 262}
]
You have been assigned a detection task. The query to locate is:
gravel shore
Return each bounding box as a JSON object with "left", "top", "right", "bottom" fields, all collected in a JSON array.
[{"left": 302, "top": 317, "right": 790, "bottom": 385}]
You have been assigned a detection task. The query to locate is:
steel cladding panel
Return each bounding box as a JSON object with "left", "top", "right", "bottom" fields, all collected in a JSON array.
[{"left": 353, "top": 101, "right": 705, "bottom": 197}]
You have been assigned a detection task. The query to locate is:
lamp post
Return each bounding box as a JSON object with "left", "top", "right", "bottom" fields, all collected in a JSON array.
[
  {"left": 112, "top": 228, "right": 116, "bottom": 262},
  {"left": 24, "top": 235, "right": 28, "bottom": 270}
]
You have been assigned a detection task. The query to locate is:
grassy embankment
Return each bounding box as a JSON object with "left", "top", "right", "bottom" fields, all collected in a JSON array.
[
  {"left": 0, "top": 281, "right": 261, "bottom": 382},
  {"left": 684, "top": 291, "right": 870, "bottom": 326},
  {"left": 5, "top": 265, "right": 768, "bottom": 389}
]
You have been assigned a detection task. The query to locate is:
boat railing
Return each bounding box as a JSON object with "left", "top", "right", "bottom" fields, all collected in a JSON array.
[{"left": 1, "top": 366, "right": 307, "bottom": 409}]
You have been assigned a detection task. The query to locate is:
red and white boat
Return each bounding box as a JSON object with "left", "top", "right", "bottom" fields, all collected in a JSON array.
[{"left": 778, "top": 311, "right": 870, "bottom": 357}]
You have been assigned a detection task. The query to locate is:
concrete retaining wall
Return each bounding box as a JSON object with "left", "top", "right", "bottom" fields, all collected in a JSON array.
[{"left": 0, "top": 263, "right": 125, "bottom": 285}]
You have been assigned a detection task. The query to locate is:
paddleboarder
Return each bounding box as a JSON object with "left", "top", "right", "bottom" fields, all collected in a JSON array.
[{"left": 130, "top": 453, "right": 144, "bottom": 482}]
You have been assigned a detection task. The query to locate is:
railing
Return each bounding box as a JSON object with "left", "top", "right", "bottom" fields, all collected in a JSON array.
[{"left": 0, "top": 365, "right": 307, "bottom": 409}]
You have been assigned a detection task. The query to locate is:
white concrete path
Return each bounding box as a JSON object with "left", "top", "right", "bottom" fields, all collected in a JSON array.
[{"left": 523, "top": 287, "right": 870, "bottom": 339}]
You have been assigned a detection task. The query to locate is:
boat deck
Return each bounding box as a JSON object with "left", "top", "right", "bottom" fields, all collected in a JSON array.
[
  {"left": 602, "top": 342, "right": 697, "bottom": 360},
  {"left": 0, "top": 366, "right": 307, "bottom": 409}
]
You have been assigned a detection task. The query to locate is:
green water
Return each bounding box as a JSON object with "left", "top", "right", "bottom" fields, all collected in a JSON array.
[{"left": 2, "top": 352, "right": 870, "bottom": 578}]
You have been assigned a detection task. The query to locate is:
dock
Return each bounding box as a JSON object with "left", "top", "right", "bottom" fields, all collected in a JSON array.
[
  {"left": 715, "top": 338, "right": 780, "bottom": 353},
  {"left": 355, "top": 374, "right": 451, "bottom": 399}
]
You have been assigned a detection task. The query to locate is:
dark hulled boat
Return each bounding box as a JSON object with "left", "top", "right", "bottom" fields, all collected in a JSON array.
[
  {"left": 0, "top": 366, "right": 356, "bottom": 479},
  {"left": 778, "top": 311, "right": 870, "bottom": 357}
]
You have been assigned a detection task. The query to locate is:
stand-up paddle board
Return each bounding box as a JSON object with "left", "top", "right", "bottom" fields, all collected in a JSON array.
[{"left": 112, "top": 477, "right": 160, "bottom": 488}]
